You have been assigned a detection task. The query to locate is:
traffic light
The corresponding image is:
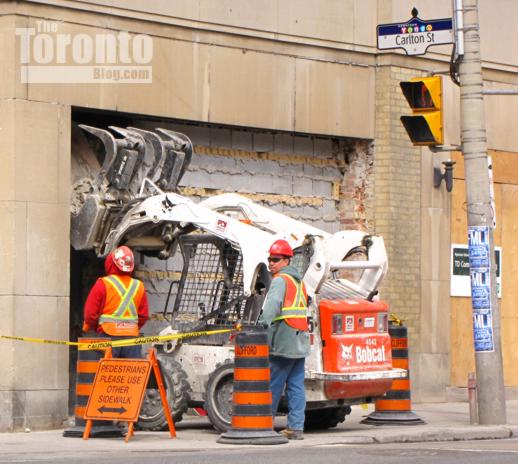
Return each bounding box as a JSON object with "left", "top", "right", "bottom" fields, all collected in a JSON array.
[{"left": 400, "top": 76, "right": 443, "bottom": 146}]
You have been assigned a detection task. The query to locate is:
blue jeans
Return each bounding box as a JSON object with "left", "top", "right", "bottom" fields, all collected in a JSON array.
[
  {"left": 270, "top": 355, "right": 306, "bottom": 431},
  {"left": 99, "top": 334, "right": 143, "bottom": 359}
]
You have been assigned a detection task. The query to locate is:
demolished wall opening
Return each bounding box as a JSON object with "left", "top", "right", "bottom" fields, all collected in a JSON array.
[{"left": 69, "top": 106, "right": 374, "bottom": 415}]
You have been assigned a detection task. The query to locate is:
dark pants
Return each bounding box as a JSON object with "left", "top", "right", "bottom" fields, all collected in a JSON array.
[{"left": 99, "top": 333, "right": 143, "bottom": 359}]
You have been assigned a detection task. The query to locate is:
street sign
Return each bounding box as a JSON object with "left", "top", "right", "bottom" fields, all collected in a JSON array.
[
  {"left": 84, "top": 358, "right": 152, "bottom": 422},
  {"left": 377, "top": 16, "right": 453, "bottom": 56}
]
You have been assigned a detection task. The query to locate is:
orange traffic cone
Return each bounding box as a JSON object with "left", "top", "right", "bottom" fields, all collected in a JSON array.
[
  {"left": 63, "top": 338, "right": 123, "bottom": 437},
  {"left": 218, "top": 328, "right": 288, "bottom": 445},
  {"left": 361, "top": 324, "right": 425, "bottom": 425}
]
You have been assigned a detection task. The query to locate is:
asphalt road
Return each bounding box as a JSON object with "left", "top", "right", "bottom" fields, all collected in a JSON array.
[{"left": 4, "top": 439, "right": 518, "bottom": 464}]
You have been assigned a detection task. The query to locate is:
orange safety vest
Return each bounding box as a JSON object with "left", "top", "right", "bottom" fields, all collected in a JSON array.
[
  {"left": 99, "top": 275, "right": 145, "bottom": 336},
  {"left": 272, "top": 273, "right": 309, "bottom": 331}
]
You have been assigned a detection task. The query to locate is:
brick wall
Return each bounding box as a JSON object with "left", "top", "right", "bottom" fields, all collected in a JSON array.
[{"left": 373, "top": 66, "right": 422, "bottom": 348}]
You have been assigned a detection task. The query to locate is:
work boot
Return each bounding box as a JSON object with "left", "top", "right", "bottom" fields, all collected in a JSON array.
[{"left": 280, "top": 428, "right": 304, "bottom": 440}]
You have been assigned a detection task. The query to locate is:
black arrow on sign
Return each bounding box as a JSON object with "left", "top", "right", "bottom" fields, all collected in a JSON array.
[{"left": 98, "top": 405, "right": 127, "bottom": 414}]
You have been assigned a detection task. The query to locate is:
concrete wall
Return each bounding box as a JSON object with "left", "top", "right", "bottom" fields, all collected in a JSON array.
[
  {"left": 0, "top": 96, "right": 71, "bottom": 431},
  {"left": 4, "top": 1, "right": 376, "bottom": 139}
]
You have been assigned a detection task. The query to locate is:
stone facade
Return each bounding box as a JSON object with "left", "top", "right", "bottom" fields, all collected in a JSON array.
[
  {"left": 0, "top": 98, "right": 71, "bottom": 431},
  {"left": 1, "top": 0, "right": 518, "bottom": 430}
]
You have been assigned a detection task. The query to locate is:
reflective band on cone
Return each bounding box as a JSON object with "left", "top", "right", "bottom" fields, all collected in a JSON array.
[
  {"left": 63, "top": 338, "right": 123, "bottom": 438},
  {"left": 231, "top": 416, "right": 275, "bottom": 429},
  {"left": 217, "top": 327, "right": 288, "bottom": 445},
  {"left": 361, "top": 324, "right": 425, "bottom": 426}
]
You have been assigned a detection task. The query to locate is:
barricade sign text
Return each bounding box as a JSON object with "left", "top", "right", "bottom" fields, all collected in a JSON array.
[{"left": 85, "top": 358, "right": 152, "bottom": 422}]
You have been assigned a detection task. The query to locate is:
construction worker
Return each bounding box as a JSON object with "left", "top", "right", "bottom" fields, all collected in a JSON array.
[
  {"left": 83, "top": 245, "right": 149, "bottom": 358},
  {"left": 259, "top": 239, "right": 310, "bottom": 440}
]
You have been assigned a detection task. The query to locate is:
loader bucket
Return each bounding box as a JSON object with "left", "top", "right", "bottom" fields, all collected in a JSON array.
[
  {"left": 156, "top": 128, "right": 193, "bottom": 190},
  {"left": 78, "top": 124, "right": 145, "bottom": 194},
  {"left": 78, "top": 124, "right": 118, "bottom": 187},
  {"left": 72, "top": 124, "right": 195, "bottom": 253},
  {"left": 127, "top": 127, "right": 165, "bottom": 183},
  {"left": 109, "top": 126, "right": 146, "bottom": 192}
]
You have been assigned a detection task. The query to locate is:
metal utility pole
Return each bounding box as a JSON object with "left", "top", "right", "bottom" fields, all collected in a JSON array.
[{"left": 458, "top": 0, "right": 506, "bottom": 424}]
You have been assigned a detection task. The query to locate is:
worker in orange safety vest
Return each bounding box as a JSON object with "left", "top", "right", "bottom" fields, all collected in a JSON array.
[
  {"left": 83, "top": 245, "right": 149, "bottom": 358},
  {"left": 258, "top": 239, "right": 310, "bottom": 440}
]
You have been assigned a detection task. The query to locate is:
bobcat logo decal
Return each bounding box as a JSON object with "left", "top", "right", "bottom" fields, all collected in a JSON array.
[{"left": 341, "top": 344, "right": 353, "bottom": 361}]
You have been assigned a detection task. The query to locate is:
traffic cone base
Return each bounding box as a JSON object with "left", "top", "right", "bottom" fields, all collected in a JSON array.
[
  {"left": 361, "top": 410, "right": 425, "bottom": 425},
  {"left": 218, "top": 429, "right": 288, "bottom": 445}
]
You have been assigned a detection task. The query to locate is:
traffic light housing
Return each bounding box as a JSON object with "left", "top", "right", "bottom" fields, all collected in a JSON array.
[{"left": 400, "top": 76, "right": 443, "bottom": 146}]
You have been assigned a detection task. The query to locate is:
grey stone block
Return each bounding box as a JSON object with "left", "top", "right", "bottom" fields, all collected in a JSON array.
[
  {"left": 238, "top": 158, "right": 279, "bottom": 174},
  {"left": 304, "top": 164, "right": 324, "bottom": 178},
  {"left": 294, "top": 135, "right": 314, "bottom": 155},
  {"left": 231, "top": 131, "right": 252, "bottom": 150},
  {"left": 253, "top": 133, "right": 274, "bottom": 152},
  {"left": 180, "top": 169, "right": 211, "bottom": 187},
  {"left": 224, "top": 173, "right": 253, "bottom": 192},
  {"left": 207, "top": 156, "right": 237, "bottom": 173},
  {"left": 252, "top": 174, "right": 292, "bottom": 195},
  {"left": 322, "top": 199, "right": 339, "bottom": 217},
  {"left": 210, "top": 127, "right": 232, "bottom": 147},
  {"left": 312, "top": 180, "right": 332, "bottom": 197},
  {"left": 281, "top": 203, "right": 303, "bottom": 218},
  {"left": 303, "top": 204, "right": 324, "bottom": 220},
  {"left": 274, "top": 134, "right": 294, "bottom": 154},
  {"left": 182, "top": 125, "right": 210, "bottom": 146},
  {"left": 293, "top": 178, "right": 313, "bottom": 196},
  {"left": 314, "top": 138, "right": 334, "bottom": 156},
  {"left": 277, "top": 162, "right": 304, "bottom": 176},
  {"left": 189, "top": 151, "right": 204, "bottom": 167}
]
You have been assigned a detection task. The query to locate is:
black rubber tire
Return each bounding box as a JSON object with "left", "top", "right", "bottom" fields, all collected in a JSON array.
[
  {"left": 304, "top": 406, "right": 352, "bottom": 430},
  {"left": 204, "top": 360, "right": 234, "bottom": 433},
  {"left": 137, "top": 355, "right": 190, "bottom": 431}
]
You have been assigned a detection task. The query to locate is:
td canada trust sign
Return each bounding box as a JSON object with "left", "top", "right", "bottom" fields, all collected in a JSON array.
[{"left": 15, "top": 20, "right": 153, "bottom": 84}]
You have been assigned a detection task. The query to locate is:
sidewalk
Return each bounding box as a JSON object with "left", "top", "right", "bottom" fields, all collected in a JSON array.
[{"left": 1, "top": 401, "right": 518, "bottom": 458}]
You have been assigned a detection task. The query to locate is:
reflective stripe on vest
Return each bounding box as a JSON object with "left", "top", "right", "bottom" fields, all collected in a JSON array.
[
  {"left": 272, "top": 273, "right": 309, "bottom": 330},
  {"left": 99, "top": 275, "right": 140, "bottom": 325}
]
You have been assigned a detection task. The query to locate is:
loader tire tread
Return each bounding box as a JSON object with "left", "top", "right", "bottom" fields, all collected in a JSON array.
[{"left": 137, "top": 355, "right": 191, "bottom": 431}]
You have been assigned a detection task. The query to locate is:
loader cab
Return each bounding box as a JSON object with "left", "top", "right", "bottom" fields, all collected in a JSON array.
[
  {"left": 158, "top": 230, "right": 272, "bottom": 337},
  {"left": 291, "top": 238, "right": 314, "bottom": 279}
]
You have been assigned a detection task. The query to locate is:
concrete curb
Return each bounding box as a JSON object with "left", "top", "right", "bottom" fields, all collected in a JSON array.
[
  {"left": 370, "top": 426, "right": 512, "bottom": 444},
  {"left": 298, "top": 425, "right": 518, "bottom": 446}
]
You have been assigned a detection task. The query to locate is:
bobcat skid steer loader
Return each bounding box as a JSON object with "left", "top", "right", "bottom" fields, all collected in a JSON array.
[{"left": 71, "top": 124, "right": 406, "bottom": 432}]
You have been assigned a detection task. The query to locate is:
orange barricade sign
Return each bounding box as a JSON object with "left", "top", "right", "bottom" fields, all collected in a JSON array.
[
  {"left": 85, "top": 358, "right": 151, "bottom": 422},
  {"left": 82, "top": 349, "right": 175, "bottom": 442}
]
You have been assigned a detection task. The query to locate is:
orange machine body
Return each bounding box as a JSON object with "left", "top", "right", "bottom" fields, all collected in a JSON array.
[{"left": 319, "top": 299, "right": 393, "bottom": 400}]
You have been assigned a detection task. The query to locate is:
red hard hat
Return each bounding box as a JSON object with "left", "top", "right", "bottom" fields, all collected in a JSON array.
[
  {"left": 268, "top": 239, "right": 293, "bottom": 258},
  {"left": 112, "top": 245, "right": 134, "bottom": 272}
]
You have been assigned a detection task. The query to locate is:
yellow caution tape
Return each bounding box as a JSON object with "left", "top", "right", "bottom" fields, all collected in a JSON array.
[
  {"left": 0, "top": 335, "right": 74, "bottom": 347},
  {"left": 0, "top": 325, "right": 241, "bottom": 351},
  {"left": 389, "top": 313, "right": 404, "bottom": 326}
]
